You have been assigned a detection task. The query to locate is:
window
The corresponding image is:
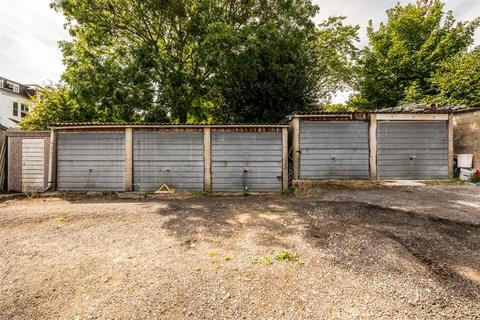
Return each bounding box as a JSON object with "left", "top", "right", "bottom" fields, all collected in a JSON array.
[
  {"left": 0, "top": 80, "right": 3, "bottom": 88},
  {"left": 13, "top": 84, "right": 19, "bottom": 93},
  {"left": 21, "top": 103, "right": 28, "bottom": 117},
  {"left": 13, "top": 102, "right": 18, "bottom": 116},
  {"left": 3, "top": 81, "right": 14, "bottom": 91}
]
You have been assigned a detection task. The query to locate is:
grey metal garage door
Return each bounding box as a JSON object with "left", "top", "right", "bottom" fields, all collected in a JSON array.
[
  {"left": 57, "top": 132, "right": 125, "bottom": 191},
  {"left": 377, "top": 121, "right": 448, "bottom": 179},
  {"left": 133, "top": 131, "right": 204, "bottom": 191},
  {"left": 299, "top": 121, "right": 369, "bottom": 179},
  {"left": 211, "top": 132, "right": 282, "bottom": 192}
]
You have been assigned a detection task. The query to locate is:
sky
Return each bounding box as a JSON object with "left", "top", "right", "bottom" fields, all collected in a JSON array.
[{"left": 0, "top": 0, "right": 479, "bottom": 101}]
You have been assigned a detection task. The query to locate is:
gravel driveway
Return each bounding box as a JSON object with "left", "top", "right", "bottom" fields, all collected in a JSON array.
[{"left": 1, "top": 183, "right": 479, "bottom": 319}]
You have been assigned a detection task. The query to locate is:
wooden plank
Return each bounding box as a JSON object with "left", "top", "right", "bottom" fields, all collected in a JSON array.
[
  {"left": 204, "top": 128, "right": 211, "bottom": 192},
  {"left": 376, "top": 114, "right": 449, "bottom": 121}
]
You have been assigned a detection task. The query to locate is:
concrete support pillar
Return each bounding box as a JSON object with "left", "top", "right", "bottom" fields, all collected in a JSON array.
[
  {"left": 292, "top": 117, "right": 300, "bottom": 180},
  {"left": 125, "top": 128, "right": 133, "bottom": 191},
  {"left": 369, "top": 114, "right": 377, "bottom": 179},
  {"left": 448, "top": 113, "right": 454, "bottom": 180},
  {"left": 204, "top": 128, "right": 212, "bottom": 192},
  {"left": 48, "top": 129, "right": 57, "bottom": 190},
  {"left": 282, "top": 127, "right": 289, "bottom": 190}
]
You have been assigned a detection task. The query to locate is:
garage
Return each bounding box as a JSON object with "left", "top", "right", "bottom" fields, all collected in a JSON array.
[
  {"left": 56, "top": 132, "right": 126, "bottom": 191},
  {"left": 285, "top": 112, "right": 453, "bottom": 181},
  {"left": 376, "top": 120, "right": 449, "bottom": 179},
  {"left": 285, "top": 112, "right": 371, "bottom": 180},
  {"left": 50, "top": 124, "right": 288, "bottom": 192},
  {"left": 298, "top": 121, "right": 369, "bottom": 179},
  {"left": 133, "top": 130, "right": 204, "bottom": 191},
  {"left": 211, "top": 130, "right": 286, "bottom": 192}
]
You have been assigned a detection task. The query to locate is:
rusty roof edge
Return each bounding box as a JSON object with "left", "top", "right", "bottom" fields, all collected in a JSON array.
[{"left": 48, "top": 123, "right": 289, "bottom": 129}]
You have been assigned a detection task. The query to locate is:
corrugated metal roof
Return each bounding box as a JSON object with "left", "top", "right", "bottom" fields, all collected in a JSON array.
[
  {"left": 376, "top": 104, "right": 480, "bottom": 113},
  {"left": 49, "top": 122, "right": 289, "bottom": 129}
]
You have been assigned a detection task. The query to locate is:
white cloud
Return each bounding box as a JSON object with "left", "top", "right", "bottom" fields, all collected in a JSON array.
[
  {"left": 0, "top": 0, "right": 478, "bottom": 90},
  {"left": 0, "top": 0, "right": 69, "bottom": 85}
]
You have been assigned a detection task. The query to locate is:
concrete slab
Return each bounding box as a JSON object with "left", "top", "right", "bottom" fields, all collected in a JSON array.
[{"left": 383, "top": 180, "right": 426, "bottom": 186}]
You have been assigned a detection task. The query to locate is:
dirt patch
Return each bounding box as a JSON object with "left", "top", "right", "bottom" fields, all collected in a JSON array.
[{"left": 0, "top": 185, "right": 479, "bottom": 319}]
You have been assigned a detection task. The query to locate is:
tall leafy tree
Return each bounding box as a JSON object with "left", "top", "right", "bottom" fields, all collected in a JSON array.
[
  {"left": 37, "top": 0, "right": 358, "bottom": 126},
  {"left": 209, "top": 16, "right": 358, "bottom": 123},
  {"left": 20, "top": 84, "right": 99, "bottom": 131},
  {"left": 431, "top": 48, "right": 480, "bottom": 107},
  {"left": 351, "top": 0, "right": 479, "bottom": 110}
]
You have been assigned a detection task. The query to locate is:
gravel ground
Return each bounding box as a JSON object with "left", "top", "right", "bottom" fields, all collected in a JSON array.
[{"left": 0, "top": 183, "right": 479, "bottom": 319}]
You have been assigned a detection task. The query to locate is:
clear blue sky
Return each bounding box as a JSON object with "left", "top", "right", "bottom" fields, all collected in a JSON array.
[{"left": 0, "top": 0, "right": 479, "bottom": 102}]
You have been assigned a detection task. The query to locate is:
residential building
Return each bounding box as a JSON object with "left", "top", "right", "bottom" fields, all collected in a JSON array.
[{"left": 0, "top": 76, "right": 38, "bottom": 130}]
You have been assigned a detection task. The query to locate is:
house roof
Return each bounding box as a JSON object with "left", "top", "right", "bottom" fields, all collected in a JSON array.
[
  {"left": 0, "top": 75, "right": 39, "bottom": 99},
  {"left": 0, "top": 116, "right": 20, "bottom": 130}
]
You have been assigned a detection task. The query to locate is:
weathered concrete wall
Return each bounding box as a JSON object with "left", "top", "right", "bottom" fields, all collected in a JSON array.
[
  {"left": 453, "top": 111, "right": 480, "bottom": 168},
  {"left": 8, "top": 137, "right": 22, "bottom": 191},
  {"left": 7, "top": 131, "right": 50, "bottom": 192}
]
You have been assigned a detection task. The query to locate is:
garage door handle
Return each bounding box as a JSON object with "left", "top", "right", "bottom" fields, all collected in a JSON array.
[{"left": 409, "top": 156, "right": 416, "bottom": 160}]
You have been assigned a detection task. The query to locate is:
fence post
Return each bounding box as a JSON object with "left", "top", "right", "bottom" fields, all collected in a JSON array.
[
  {"left": 204, "top": 127, "right": 212, "bottom": 192},
  {"left": 125, "top": 127, "right": 133, "bottom": 191}
]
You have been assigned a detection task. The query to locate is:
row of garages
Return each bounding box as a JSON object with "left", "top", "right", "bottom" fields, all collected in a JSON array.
[
  {"left": 289, "top": 112, "right": 451, "bottom": 180},
  {"left": 7, "top": 125, "right": 288, "bottom": 193},
  {"left": 4, "top": 111, "right": 453, "bottom": 193}
]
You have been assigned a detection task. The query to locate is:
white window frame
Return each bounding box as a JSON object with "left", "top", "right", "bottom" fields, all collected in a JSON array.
[
  {"left": 13, "top": 101, "right": 19, "bottom": 117},
  {"left": 13, "top": 84, "right": 20, "bottom": 93}
]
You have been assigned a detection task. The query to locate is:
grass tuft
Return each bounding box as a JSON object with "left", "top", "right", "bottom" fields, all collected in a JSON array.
[{"left": 275, "top": 249, "right": 298, "bottom": 262}]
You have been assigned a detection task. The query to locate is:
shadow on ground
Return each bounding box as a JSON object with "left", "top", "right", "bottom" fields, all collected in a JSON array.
[{"left": 157, "top": 195, "right": 480, "bottom": 299}]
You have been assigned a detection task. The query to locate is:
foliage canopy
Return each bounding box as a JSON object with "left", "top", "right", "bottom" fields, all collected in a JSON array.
[
  {"left": 350, "top": 0, "right": 479, "bottom": 110},
  {"left": 21, "top": 0, "right": 359, "bottom": 129}
]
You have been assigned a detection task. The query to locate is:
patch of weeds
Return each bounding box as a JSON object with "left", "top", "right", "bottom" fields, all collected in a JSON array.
[
  {"left": 346, "top": 249, "right": 354, "bottom": 257},
  {"left": 207, "top": 251, "right": 217, "bottom": 258},
  {"left": 262, "top": 256, "right": 273, "bottom": 265},
  {"left": 224, "top": 256, "right": 232, "bottom": 262},
  {"left": 242, "top": 192, "right": 250, "bottom": 197},
  {"left": 275, "top": 249, "right": 298, "bottom": 262},
  {"left": 57, "top": 215, "right": 69, "bottom": 222},
  {"left": 424, "top": 179, "right": 469, "bottom": 186},
  {"left": 251, "top": 257, "right": 259, "bottom": 265},
  {"left": 195, "top": 267, "right": 202, "bottom": 272},
  {"left": 278, "top": 189, "right": 291, "bottom": 196}
]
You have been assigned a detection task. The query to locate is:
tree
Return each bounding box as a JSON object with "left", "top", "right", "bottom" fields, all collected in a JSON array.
[
  {"left": 209, "top": 16, "right": 359, "bottom": 123},
  {"left": 351, "top": 0, "right": 479, "bottom": 110},
  {"left": 43, "top": 0, "right": 358, "bottom": 125},
  {"left": 431, "top": 48, "right": 480, "bottom": 107},
  {"left": 20, "top": 84, "right": 99, "bottom": 131}
]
